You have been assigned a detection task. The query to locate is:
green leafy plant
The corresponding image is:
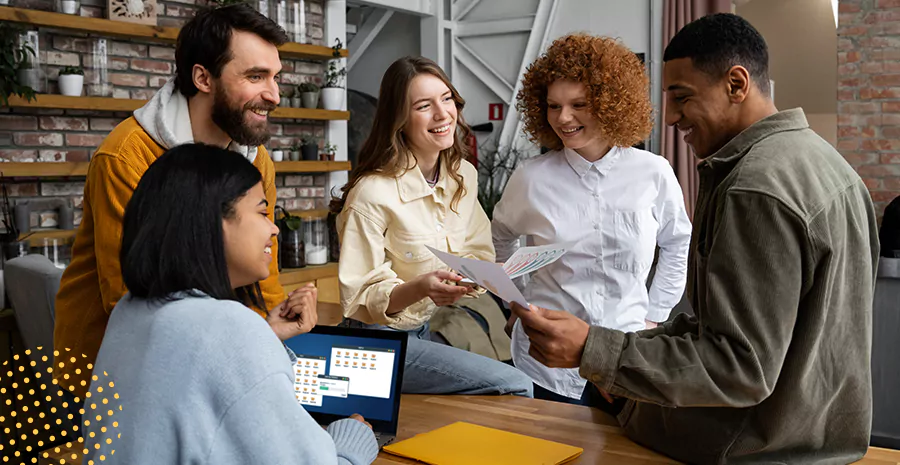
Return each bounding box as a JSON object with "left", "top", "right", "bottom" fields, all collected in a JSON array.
[
  {"left": 323, "top": 38, "right": 346, "bottom": 88},
  {"left": 300, "top": 133, "right": 321, "bottom": 146},
  {"left": 59, "top": 65, "right": 84, "bottom": 76},
  {"left": 275, "top": 205, "right": 302, "bottom": 231},
  {"left": 298, "top": 82, "right": 319, "bottom": 93},
  {"left": 477, "top": 142, "right": 525, "bottom": 220},
  {"left": 279, "top": 86, "right": 294, "bottom": 98},
  {"left": 323, "top": 142, "right": 337, "bottom": 155},
  {"left": 0, "top": 23, "right": 37, "bottom": 107}
]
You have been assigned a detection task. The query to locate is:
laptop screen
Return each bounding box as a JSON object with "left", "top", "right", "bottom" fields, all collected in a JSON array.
[{"left": 284, "top": 325, "right": 406, "bottom": 431}]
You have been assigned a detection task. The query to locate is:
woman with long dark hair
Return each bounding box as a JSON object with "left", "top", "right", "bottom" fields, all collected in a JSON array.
[{"left": 84, "top": 144, "right": 377, "bottom": 464}]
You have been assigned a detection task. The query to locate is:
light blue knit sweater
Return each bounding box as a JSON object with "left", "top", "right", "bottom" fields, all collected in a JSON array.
[{"left": 82, "top": 292, "right": 378, "bottom": 465}]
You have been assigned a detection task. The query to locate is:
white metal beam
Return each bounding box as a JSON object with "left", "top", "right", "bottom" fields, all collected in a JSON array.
[
  {"left": 453, "top": 37, "right": 515, "bottom": 102},
  {"left": 498, "top": 0, "right": 558, "bottom": 152},
  {"left": 420, "top": 0, "right": 447, "bottom": 69},
  {"left": 455, "top": 16, "right": 534, "bottom": 37},
  {"left": 348, "top": 9, "right": 393, "bottom": 71},
  {"left": 350, "top": 0, "right": 435, "bottom": 16},
  {"left": 451, "top": 0, "right": 481, "bottom": 21},
  {"left": 325, "top": 0, "right": 348, "bottom": 195}
]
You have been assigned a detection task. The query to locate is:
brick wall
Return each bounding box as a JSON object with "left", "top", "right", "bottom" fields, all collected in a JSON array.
[
  {"left": 0, "top": 0, "right": 331, "bottom": 231},
  {"left": 838, "top": 0, "right": 900, "bottom": 218}
]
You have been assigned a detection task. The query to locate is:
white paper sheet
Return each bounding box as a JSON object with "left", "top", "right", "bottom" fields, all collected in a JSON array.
[{"left": 426, "top": 246, "right": 531, "bottom": 308}]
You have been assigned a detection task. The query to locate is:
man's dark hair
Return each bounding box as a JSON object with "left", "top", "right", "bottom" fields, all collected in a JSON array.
[
  {"left": 663, "top": 13, "right": 770, "bottom": 96},
  {"left": 121, "top": 143, "right": 266, "bottom": 310},
  {"left": 174, "top": 4, "right": 288, "bottom": 98}
]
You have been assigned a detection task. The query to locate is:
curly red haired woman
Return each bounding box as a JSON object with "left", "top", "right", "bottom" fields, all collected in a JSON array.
[{"left": 492, "top": 34, "right": 693, "bottom": 412}]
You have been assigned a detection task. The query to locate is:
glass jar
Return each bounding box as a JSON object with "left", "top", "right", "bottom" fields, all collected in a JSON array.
[
  {"left": 304, "top": 217, "right": 328, "bottom": 265},
  {"left": 1, "top": 240, "right": 29, "bottom": 269},
  {"left": 17, "top": 31, "right": 46, "bottom": 94},
  {"left": 256, "top": 0, "right": 270, "bottom": 18},
  {"left": 42, "top": 237, "right": 72, "bottom": 269},
  {"left": 289, "top": 0, "right": 306, "bottom": 43},
  {"left": 87, "top": 38, "right": 112, "bottom": 97},
  {"left": 281, "top": 227, "right": 306, "bottom": 269}
]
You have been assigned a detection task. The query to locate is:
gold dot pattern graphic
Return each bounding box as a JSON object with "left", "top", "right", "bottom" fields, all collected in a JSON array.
[{"left": 0, "top": 347, "right": 122, "bottom": 464}]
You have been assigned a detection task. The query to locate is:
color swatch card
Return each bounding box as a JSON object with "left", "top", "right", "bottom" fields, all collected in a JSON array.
[
  {"left": 501, "top": 242, "right": 576, "bottom": 279},
  {"left": 426, "top": 242, "right": 574, "bottom": 308},
  {"left": 383, "top": 421, "right": 583, "bottom": 465}
]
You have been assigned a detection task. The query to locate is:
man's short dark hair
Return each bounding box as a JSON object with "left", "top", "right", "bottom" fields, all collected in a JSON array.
[
  {"left": 175, "top": 4, "right": 288, "bottom": 98},
  {"left": 663, "top": 13, "right": 770, "bottom": 96}
]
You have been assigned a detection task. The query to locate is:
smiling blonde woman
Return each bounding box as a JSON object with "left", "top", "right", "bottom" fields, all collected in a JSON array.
[{"left": 330, "top": 56, "right": 532, "bottom": 397}]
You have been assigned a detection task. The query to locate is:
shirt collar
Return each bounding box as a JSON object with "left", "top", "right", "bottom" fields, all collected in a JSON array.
[
  {"left": 397, "top": 154, "right": 451, "bottom": 203},
  {"left": 563, "top": 146, "right": 622, "bottom": 178},
  {"left": 700, "top": 108, "right": 809, "bottom": 173}
]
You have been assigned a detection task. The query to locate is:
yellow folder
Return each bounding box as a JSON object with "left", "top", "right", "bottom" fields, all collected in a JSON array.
[{"left": 382, "top": 421, "right": 583, "bottom": 465}]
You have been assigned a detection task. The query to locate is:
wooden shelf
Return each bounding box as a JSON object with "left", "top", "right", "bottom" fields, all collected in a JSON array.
[
  {"left": 288, "top": 209, "right": 329, "bottom": 219},
  {"left": 0, "top": 162, "right": 89, "bottom": 177},
  {"left": 278, "top": 262, "right": 337, "bottom": 286},
  {"left": 0, "top": 160, "right": 347, "bottom": 177},
  {"left": 270, "top": 107, "right": 349, "bottom": 120},
  {"left": 0, "top": 6, "right": 348, "bottom": 60},
  {"left": 18, "top": 229, "right": 77, "bottom": 242},
  {"left": 6, "top": 95, "right": 350, "bottom": 121},
  {"left": 274, "top": 161, "right": 350, "bottom": 173}
]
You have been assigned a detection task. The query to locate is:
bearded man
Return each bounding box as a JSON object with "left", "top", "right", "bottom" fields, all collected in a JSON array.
[{"left": 54, "top": 4, "right": 315, "bottom": 397}]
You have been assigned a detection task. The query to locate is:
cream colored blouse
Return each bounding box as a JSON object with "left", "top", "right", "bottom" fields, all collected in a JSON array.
[{"left": 336, "top": 157, "right": 494, "bottom": 330}]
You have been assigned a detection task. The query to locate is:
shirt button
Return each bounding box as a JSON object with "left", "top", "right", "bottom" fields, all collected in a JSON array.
[
  {"left": 405, "top": 252, "right": 414, "bottom": 259},
  {"left": 592, "top": 192, "right": 599, "bottom": 199},
  {"left": 595, "top": 290, "right": 602, "bottom": 295},
  {"left": 436, "top": 223, "right": 443, "bottom": 231},
  {"left": 593, "top": 223, "right": 600, "bottom": 230}
]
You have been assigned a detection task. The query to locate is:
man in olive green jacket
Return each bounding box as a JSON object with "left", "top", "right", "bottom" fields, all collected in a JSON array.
[{"left": 512, "top": 13, "right": 879, "bottom": 464}]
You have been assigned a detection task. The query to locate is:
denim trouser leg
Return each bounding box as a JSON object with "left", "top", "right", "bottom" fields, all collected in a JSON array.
[
  {"left": 401, "top": 337, "right": 532, "bottom": 397},
  {"left": 340, "top": 319, "right": 533, "bottom": 397}
]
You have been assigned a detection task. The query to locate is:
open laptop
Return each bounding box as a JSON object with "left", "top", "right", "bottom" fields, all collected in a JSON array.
[{"left": 284, "top": 325, "right": 408, "bottom": 448}]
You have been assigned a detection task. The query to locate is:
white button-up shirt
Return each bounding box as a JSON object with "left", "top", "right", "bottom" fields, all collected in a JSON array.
[{"left": 492, "top": 146, "right": 692, "bottom": 399}]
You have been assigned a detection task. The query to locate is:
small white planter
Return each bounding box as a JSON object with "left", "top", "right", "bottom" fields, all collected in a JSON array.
[
  {"left": 271, "top": 150, "right": 284, "bottom": 162},
  {"left": 320, "top": 87, "right": 344, "bottom": 111},
  {"left": 60, "top": 0, "right": 78, "bottom": 14},
  {"left": 58, "top": 74, "right": 84, "bottom": 97}
]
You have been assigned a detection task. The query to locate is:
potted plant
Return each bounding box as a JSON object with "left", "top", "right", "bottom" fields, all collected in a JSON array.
[
  {"left": 279, "top": 86, "right": 292, "bottom": 107},
  {"left": 270, "top": 148, "right": 284, "bottom": 162},
  {"left": 58, "top": 66, "right": 84, "bottom": 96},
  {"left": 320, "top": 38, "right": 346, "bottom": 110},
  {"left": 56, "top": 0, "right": 80, "bottom": 14},
  {"left": 298, "top": 81, "right": 319, "bottom": 109},
  {"left": 291, "top": 86, "right": 302, "bottom": 108},
  {"left": 300, "top": 134, "right": 319, "bottom": 161},
  {"left": 1, "top": 24, "right": 37, "bottom": 107},
  {"left": 275, "top": 206, "right": 305, "bottom": 269},
  {"left": 320, "top": 142, "right": 336, "bottom": 161},
  {"left": 289, "top": 143, "right": 301, "bottom": 161}
]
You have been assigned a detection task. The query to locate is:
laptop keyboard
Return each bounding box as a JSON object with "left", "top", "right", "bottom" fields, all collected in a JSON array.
[{"left": 374, "top": 432, "right": 395, "bottom": 448}]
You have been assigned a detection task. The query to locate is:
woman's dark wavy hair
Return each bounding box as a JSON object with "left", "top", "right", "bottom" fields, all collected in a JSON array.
[{"left": 121, "top": 143, "right": 266, "bottom": 310}]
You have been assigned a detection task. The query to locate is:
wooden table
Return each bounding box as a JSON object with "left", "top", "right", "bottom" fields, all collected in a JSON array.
[
  {"left": 36, "top": 395, "right": 900, "bottom": 464},
  {"left": 376, "top": 395, "right": 900, "bottom": 465}
]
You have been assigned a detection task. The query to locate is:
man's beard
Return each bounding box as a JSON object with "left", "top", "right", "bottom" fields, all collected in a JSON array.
[{"left": 211, "top": 86, "right": 275, "bottom": 147}]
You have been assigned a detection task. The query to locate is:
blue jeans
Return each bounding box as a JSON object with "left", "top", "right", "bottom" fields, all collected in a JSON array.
[{"left": 340, "top": 319, "right": 533, "bottom": 397}]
